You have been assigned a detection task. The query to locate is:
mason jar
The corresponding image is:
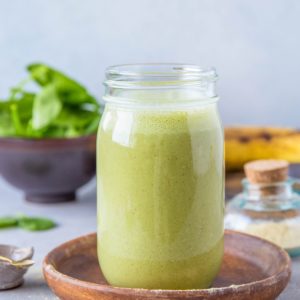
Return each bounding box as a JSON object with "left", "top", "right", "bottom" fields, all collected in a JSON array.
[{"left": 97, "top": 64, "right": 224, "bottom": 289}]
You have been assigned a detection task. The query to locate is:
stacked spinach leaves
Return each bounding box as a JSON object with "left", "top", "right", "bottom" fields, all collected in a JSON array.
[{"left": 0, "top": 63, "right": 101, "bottom": 138}]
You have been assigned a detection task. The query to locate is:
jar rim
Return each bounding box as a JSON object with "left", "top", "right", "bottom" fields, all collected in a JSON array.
[{"left": 104, "top": 63, "right": 218, "bottom": 88}]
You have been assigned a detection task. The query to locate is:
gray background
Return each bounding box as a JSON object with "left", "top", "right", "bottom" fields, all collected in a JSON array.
[
  {"left": 0, "top": 0, "right": 300, "bottom": 126},
  {"left": 1, "top": 2, "right": 300, "bottom": 298}
]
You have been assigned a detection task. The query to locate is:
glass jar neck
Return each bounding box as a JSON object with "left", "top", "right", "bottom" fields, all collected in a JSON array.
[{"left": 103, "top": 64, "right": 218, "bottom": 107}]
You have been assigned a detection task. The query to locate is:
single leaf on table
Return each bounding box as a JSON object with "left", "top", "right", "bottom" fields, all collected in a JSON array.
[
  {"left": 32, "top": 85, "right": 62, "bottom": 130},
  {"left": 0, "top": 217, "right": 18, "bottom": 228},
  {"left": 18, "top": 216, "right": 56, "bottom": 231}
]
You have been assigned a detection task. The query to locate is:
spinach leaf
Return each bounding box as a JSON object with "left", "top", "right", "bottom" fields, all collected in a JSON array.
[
  {"left": 0, "top": 62, "right": 101, "bottom": 138},
  {"left": 9, "top": 78, "right": 33, "bottom": 101},
  {"left": 12, "top": 91, "right": 34, "bottom": 116},
  {"left": 0, "top": 93, "right": 35, "bottom": 137},
  {"left": 0, "top": 106, "right": 15, "bottom": 137},
  {"left": 54, "top": 107, "right": 99, "bottom": 127},
  {"left": 0, "top": 217, "right": 18, "bottom": 228},
  {"left": 18, "top": 216, "right": 56, "bottom": 231},
  {"left": 40, "top": 126, "right": 68, "bottom": 138},
  {"left": 51, "top": 107, "right": 100, "bottom": 137},
  {"left": 0, "top": 215, "right": 56, "bottom": 231},
  {"left": 32, "top": 85, "right": 62, "bottom": 130},
  {"left": 84, "top": 114, "right": 101, "bottom": 135},
  {"left": 10, "top": 104, "right": 24, "bottom": 136},
  {"left": 28, "top": 63, "right": 99, "bottom": 107}
]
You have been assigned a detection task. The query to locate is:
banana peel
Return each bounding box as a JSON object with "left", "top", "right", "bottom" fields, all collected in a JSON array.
[{"left": 225, "top": 127, "right": 300, "bottom": 171}]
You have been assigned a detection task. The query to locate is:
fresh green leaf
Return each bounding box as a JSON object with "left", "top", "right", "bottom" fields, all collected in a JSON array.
[
  {"left": 41, "top": 126, "right": 68, "bottom": 138},
  {"left": 9, "top": 77, "right": 33, "bottom": 101},
  {"left": 54, "top": 107, "right": 100, "bottom": 127},
  {"left": 18, "top": 216, "right": 56, "bottom": 231},
  {"left": 84, "top": 114, "right": 101, "bottom": 135},
  {"left": 32, "top": 85, "right": 62, "bottom": 130},
  {"left": 50, "top": 107, "right": 101, "bottom": 137},
  {"left": 27, "top": 63, "right": 99, "bottom": 107},
  {"left": 15, "top": 94, "right": 35, "bottom": 122},
  {"left": 10, "top": 104, "right": 24, "bottom": 136},
  {"left": 27, "top": 64, "right": 52, "bottom": 86},
  {"left": 64, "top": 126, "right": 81, "bottom": 137},
  {"left": 0, "top": 217, "right": 18, "bottom": 228},
  {"left": 0, "top": 109, "right": 15, "bottom": 136},
  {"left": 0, "top": 93, "right": 35, "bottom": 137},
  {"left": 0, "top": 215, "right": 56, "bottom": 231}
]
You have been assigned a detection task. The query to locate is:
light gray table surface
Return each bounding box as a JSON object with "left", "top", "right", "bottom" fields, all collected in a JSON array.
[{"left": 0, "top": 177, "right": 299, "bottom": 300}]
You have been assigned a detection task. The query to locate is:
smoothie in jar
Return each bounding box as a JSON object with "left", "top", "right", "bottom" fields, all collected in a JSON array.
[{"left": 97, "top": 64, "right": 224, "bottom": 290}]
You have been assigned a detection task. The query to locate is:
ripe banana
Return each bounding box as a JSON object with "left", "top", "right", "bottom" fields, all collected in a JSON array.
[{"left": 225, "top": 127, "right": 300, "bottom": 171}]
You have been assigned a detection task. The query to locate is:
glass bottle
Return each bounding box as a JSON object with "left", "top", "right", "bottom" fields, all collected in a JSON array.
[
  {"left": 97, "top": 64, "right": 224, "bottom": 289},
  {"left": 225, "top": 164, "right": 300, "bottom": 257}
]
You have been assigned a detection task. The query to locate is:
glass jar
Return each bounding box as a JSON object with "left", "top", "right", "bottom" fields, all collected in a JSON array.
[
  {"left": 97, "top": 64, "right": 224, "bottom": 289},
  {"left": 225, "top": 178, "right": 300, "bottom": 256}
]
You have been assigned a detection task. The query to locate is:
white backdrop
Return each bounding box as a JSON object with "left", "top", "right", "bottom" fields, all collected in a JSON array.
[{"left": 0, "top": 0, "right": 299, "bottom": 126}]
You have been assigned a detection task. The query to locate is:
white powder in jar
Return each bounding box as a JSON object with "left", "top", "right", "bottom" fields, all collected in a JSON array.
[{"left": 244, "top": 220, "right": 300, "bottom": 249}]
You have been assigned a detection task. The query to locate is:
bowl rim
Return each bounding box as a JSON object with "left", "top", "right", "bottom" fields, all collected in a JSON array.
[
  {"left": 43, "top": 230, "right": 291, "bottom": 298},
  {"left": 0, "top": 134, "right": 96, "bottom": 149}
]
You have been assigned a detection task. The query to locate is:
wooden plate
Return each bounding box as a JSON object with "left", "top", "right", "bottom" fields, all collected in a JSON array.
[{"left": 43, "top": 231, "right": 291, "bottom": 300}]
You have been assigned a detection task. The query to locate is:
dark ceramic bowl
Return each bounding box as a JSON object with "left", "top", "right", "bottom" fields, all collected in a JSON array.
[{"left": 0, "top": 135, "right": 96, "bottom": 203}]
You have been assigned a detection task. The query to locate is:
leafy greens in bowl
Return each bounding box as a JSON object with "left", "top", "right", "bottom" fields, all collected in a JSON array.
[{"left": 0, "top": 63, "right": 101, "bottom": 138}]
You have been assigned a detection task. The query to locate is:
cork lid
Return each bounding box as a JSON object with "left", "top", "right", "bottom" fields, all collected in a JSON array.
[{"left": 244, "top": 159, "right": 289, "bottom": 184}]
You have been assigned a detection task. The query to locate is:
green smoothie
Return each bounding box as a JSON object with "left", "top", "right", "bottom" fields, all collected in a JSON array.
[{"left": 97, "top": 104, "right": 224, "bottom": 289}]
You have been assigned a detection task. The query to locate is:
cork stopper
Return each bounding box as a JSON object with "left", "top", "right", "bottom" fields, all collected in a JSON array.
[{"left": 244, "top": 159, "right": 289, "bottom": 184}]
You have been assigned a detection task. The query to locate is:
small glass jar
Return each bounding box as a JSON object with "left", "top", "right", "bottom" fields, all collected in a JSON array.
[
  {"left": 225, "top": 178, "right": 300, "bottom": 256},
  {"left": 97, "top": 64, "right": 224, "bottom": 289}
]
